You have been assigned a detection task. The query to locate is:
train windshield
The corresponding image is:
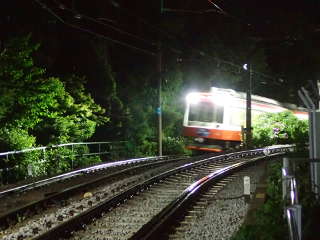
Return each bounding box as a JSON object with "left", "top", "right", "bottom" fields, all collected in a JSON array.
[{"left": 188, "top": 101, "right": 223, "bottom": 125}]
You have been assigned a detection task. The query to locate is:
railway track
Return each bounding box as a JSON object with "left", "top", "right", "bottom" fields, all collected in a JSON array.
[
  {"left": 0, "top": 156, "right": 173, "bottom": 197},
  {"left": 2, "top": 145, "right": 291, "bottom": 240},
  {"left": 0, "top": 155, "right": 196, "bottom": 236},
  {"left": 131, "top": 162, "right": 268, "bottom": 240}
]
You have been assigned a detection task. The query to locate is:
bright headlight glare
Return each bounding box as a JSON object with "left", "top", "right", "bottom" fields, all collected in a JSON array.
[{"left": 186, "top": 92, "right": 200, "bottom": 104}]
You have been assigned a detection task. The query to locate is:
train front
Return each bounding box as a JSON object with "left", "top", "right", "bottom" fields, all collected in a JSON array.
[{"left": 182, "top": 88, "right": 242, "bottom": 153}]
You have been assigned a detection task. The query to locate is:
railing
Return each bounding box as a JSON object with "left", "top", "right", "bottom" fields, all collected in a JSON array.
[
  {"left": 0, "top": 141, "right": 127, "bottom": 185},
  {"left": 282, "top": 157, "right": 302, "bottom": 240}
]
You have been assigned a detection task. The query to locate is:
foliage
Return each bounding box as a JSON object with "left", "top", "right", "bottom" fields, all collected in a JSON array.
[
  {"left": 162, "top": 137, "right": 190, "bottom": 156},
  {"left": 123, "top": 64, "right": 187, "bottom": 157},
  {"left": 124, "top": 84, "right": 158, "bottom": 157},
  {"left": 90, "top": 41, "right": 125, "bottom": 141},
  {"left": 252, "top": 111, "right": 308, "bottom": 148},
  {"left": 232, "top": 151, "right": 320, "bottom": 240},
  {"left": 0, "top": 35, "right": 106, "bottom": 181}
]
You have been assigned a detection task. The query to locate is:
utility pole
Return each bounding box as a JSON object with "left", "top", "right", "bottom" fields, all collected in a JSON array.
[
  {"left": 245, "top": 64, "right": 253, "bottom": 149},
  {"left": 157, "top": 0, "right": 163, "bottom": 156},
  {"left": 157, "top": 43, "right": 162, "bottom": 156}
]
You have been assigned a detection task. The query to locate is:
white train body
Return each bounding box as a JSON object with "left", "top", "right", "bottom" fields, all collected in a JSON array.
[{"left": 182, "top": 87, "right": 307, "bottom": 152}]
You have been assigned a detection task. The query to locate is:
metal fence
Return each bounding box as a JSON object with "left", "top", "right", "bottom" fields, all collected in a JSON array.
[
  {"left": 0, "top": 141, "right": 127, "bottom": 185},
  {"left": 282, "top": 157, "right": 301, "bottom": 240}
]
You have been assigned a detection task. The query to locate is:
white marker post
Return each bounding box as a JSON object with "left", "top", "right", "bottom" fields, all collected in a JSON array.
[
  {"left": 27, "top": 164, "right": 33, "bottom": 177},
  {"left": 244, "top": 176, "right": 251, "bottom": 202}
]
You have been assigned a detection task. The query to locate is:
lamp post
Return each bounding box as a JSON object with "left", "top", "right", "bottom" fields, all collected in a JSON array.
[{"left": 243, "top": 63, "right": 253, "bottom": 149}]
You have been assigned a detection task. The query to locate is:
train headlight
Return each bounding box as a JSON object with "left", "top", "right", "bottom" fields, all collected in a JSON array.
[
  {"left": 194, "top": 137, "right": 205, "bottom": 143},
  {"left": 186, "top": 92, "right": 200, "bottom": 104}
]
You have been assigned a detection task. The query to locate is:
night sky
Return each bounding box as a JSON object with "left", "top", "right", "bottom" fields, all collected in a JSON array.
[{"left": 1, "top": 0, "right": 320, "bottom": 103}]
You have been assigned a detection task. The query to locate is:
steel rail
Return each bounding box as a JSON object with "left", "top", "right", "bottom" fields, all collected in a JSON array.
[
  {"left": 33, "top": 145, "right": 293, "bottom": 240},
  {"left": 0, "top": 155, "right": 169, "bottom": 197},
  {"left": 0, "top": 157, "right": 180, "bottom": 228},
  {"left": 130, "top": 145, "right": 294, "bottom": 240},
  {"left": 129, "top": 157, "right": 264, "bottom": 240}
]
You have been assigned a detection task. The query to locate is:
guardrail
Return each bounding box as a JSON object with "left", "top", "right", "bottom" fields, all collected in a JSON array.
[
  {"left": 282, "top": 157, "right": 301, "bottom": 240},
  {"left": 0, "top": 141, "right": 127, "bottom": 185}
]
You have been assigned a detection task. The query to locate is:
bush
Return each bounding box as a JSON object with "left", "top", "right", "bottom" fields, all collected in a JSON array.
[
  {"left": 232, "top": 152, "right": 320, "bottom": 240},
  {"left": 0, "top": 35, "right": 107, "bottom": 181},
  {"left": 252, "top": 111, "right": 308, "bottom": 148},
  {"left": 162, "top": 137, "right": 191, "bottom": 155}
]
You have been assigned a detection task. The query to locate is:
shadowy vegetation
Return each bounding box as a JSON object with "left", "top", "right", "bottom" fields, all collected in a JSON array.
[{"left": 231, "top": 151, "right": 320, "bottom": 240}]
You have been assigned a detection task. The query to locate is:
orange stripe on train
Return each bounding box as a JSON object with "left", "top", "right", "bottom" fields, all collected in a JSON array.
[{"left": 182, "top": 127, "right": 241, "bottom": 141}]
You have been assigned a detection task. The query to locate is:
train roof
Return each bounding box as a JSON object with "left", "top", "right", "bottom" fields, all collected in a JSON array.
[{"left": 210, "top": 87, "right": 306, "bottom": 112}]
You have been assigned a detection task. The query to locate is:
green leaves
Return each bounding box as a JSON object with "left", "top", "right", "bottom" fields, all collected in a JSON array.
[
  {"left": 252, "top": 111, "right": 308, "bottom": 148},
  {"left": 0, "top": 35, "right": 107, "bottom": 180}
]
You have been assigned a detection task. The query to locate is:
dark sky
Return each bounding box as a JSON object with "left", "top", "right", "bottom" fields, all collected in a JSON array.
[
  {"left": 2, "top": 0, "right": 319, "bottom": 53},
  {"left": 1, "top": 0, "right": 320, "bottom": 96}
]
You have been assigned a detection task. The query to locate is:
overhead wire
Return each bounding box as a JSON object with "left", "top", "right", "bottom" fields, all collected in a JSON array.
[
  {"left": 53, "top": 0, "right": 157, "bottom": 47},
  {"left": 34, "top": 0, "right": 284, "bottom": 84},
  {"left": 103, "top": 1, "right": 282, "bottom": 84},
  {"left": 33, "top": 0, "right": 156, "bottom": 56},
  {"left": 207, "top": 0, "right": 228, "bottom": 16},
  {"left": 63, "top": 22, "right": 156, "bottom": 56}
]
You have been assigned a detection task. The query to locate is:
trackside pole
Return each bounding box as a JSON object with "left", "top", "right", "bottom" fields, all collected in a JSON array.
[
  {"left": 282, "top": 157, "right": 302, "bottom": 240},
  {"left": 298, "top": 83, "right": 320, "bottom": 198}
]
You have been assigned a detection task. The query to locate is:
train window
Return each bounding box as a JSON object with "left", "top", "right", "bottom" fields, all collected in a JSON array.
[{"left": 188, "top": 102, "right": 223, "bottom": 124}]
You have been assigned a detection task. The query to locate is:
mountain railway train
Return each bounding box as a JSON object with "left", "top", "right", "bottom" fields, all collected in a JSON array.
[{"left": 182, "top": 87, "right": 307, "bottom": 152}]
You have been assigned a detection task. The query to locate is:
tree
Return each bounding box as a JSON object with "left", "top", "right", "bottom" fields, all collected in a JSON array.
[{"left": 0, "top": 35, "right": 108, "bottom": 179}]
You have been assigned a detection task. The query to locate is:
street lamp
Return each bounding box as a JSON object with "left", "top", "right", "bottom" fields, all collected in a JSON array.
[{"left": 243, "top": 63, "right": 253, "bottom": 149}]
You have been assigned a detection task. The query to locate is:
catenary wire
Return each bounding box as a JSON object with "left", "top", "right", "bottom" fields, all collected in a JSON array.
[
  {"left": 33, "top": 0, "right": 156, "bottom": 56},
  {"left": 34, "top": 0, "right": 283, "bottom": 84},
  {"left": 53, "top": 0, "right": 157, "bottom": 47}
]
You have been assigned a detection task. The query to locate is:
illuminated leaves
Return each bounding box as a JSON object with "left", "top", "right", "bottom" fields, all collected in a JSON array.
[
  {"left": 0, "top": 35, "right": 108, "bottom": 148},
  {"left": 252, "top": 111, "right": 308, "bottom": 147}
]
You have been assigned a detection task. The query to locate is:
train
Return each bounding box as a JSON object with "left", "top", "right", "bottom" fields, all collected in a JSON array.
[{"left": 182, "top": 87, "right": 307, "bottom": 153}]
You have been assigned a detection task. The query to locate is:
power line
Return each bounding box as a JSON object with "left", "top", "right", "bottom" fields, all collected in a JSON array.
[
  {"left": 207, "top": 0, "right": 228, "bottom": 16},
  {"left": 106, "top": 1, "right": 283, "bottom": 84},
  {"left": 33, "top": 0, "right": 156, "bottom": 56},
  {"left": 34, "top": 0, "right": 285, "bottom": 84},
  {"left": 53, "top": 0, "right": 157, "bottom": 47},
  {"left": 64, "top": 21, "right": 156, "bottom": 56}
]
